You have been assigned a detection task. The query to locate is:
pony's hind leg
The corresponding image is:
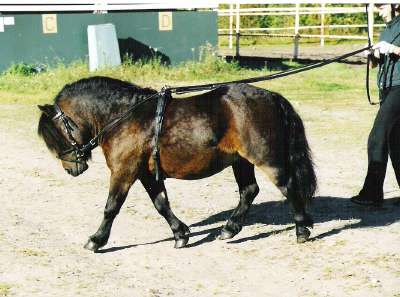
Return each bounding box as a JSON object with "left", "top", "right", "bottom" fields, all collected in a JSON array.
[
  {"left": 285, "top": 178, "right": 314, "bottom": 243},
  {"left": 220, "top": 157, "right": 259, "bottom": 240},
  {"left": 84, "top": 171, "right": 137, "bottom": 252},
  {"left": 259, "top": 163, "right": 313, "bottom": 243},
  {"left": 140, "top": 173, "right": 190, "bottom": 248}
]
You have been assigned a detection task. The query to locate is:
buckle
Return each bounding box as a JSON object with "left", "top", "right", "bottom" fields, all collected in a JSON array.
[
  {"left": 89, "top": 139, "right": 97, "bottom": 147},
  {"left": 52, "top": 111, "right": 64, "bottom": 121}
]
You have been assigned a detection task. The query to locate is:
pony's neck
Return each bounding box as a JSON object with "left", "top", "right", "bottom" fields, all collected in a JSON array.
[
  {"left": 65, "top": 86, "right": 157, "bottom": 144},
  {"left": 79, "top": 93, "right": 154, "bottom": 139}
]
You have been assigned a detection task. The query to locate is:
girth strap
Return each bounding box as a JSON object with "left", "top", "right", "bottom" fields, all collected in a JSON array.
[{"left": 152, "top": 87, "right": 171, "bottom": 181}]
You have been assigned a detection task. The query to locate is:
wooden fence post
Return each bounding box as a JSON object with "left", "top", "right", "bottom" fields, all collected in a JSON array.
[
  {"left": 320, "top": 3, "right": 325, "bottom": 47},
  {"left": 229, "top": 3, "right": 233, "bottom": 49},
  {"left": 368, "top": 3, "right": 374, "bottom": 44},
  {"left": 293, "top": 3, "right": 300, "bottom": 59},
  {"left": 235, "top": 2, "right": 240, "bottom": 57}
]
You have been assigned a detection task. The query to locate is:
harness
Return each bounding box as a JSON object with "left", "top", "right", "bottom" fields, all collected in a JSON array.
[
  {"left": 152, "top": 87, "right": 171, "bottom": 180},
  {"left": 52, "top": 104, "right": 86, "bottom": 162},
  {"left": 53, "top": 43, "right": 379, "bottom": 180}
]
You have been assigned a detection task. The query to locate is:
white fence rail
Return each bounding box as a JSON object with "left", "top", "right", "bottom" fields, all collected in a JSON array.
[{"left": 218, "top": 2, "right": 387, "bottom": 57}]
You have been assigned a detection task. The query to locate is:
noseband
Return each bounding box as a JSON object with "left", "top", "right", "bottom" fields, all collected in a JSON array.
[{"left": 52, "top": 104, "right": 88, "bottom": 165}]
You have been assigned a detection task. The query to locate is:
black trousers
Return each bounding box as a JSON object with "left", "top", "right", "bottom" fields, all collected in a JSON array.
[
  {"left": 368, "top": 86, "right": 400, "bottom": 165},
  {"left": 364, "top": 85, "right": 400, "bottom": 192}
]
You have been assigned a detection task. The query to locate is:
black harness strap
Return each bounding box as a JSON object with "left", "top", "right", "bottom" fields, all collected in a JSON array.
[{"left": 152, "top": 87, "right": 171, "bottom": 181}]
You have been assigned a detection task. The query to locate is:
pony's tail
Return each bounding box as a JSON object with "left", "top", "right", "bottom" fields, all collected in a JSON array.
[{"left": 277, "top": 95, "right": 317, "bottom": 205}]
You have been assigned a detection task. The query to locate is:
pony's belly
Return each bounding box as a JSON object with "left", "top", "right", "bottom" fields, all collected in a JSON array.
[{"left": 160, "top": 149, "right": 235, "bottom": 180}]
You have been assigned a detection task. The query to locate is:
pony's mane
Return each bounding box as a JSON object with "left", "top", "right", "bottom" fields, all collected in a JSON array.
[
  {"left": 38, "top": 76, "right": 156, "bottom": 155},
  {"left": 54, "top": 76, "right": 157, "bottom": 105}
]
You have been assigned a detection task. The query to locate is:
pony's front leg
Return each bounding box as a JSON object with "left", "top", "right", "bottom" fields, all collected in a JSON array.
[
  {"left": 140, "top": 173, "right": 190, "bottom": 248},
  {"left": 84, "top": 172, "right": 136, "bottom": 252}
]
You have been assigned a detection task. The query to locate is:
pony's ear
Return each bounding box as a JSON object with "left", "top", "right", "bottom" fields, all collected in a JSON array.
[{"left": 38, "top": 104, "right": 55, "bottom": 118}]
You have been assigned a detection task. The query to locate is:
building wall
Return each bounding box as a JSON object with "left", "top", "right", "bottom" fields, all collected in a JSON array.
[{"left": 0, "top": 10, "right": 217, "bottom": 71}]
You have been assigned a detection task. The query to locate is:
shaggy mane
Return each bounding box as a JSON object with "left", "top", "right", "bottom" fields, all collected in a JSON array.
[{"left": 38, "top": 76, "right": 156, "bottom": 156}]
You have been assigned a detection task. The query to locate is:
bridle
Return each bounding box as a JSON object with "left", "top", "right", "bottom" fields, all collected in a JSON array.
[
  {"left": 50, "top": 91, "right": 161, "bottom": 166},
  {"left": 52, "top": 104, "right": 89, "bottom": 165}
]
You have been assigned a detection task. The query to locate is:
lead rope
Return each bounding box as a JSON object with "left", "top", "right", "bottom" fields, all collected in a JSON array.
[
  {"left": 366, "top": 5, "right": 379, "bottom": 105},
  {"left": 61, "top": 43, "right": 394, "bottom": 165}
]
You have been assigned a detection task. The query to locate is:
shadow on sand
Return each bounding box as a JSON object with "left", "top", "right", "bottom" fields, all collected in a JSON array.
[
  {"left": 189, "top": 196, "right": 400, "bottom": 246},
  {"left": 98, "top": 196, "right": 400, "bottom": 253}
]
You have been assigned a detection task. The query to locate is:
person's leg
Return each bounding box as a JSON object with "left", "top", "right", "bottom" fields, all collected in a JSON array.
[
  {"left": 389, "top": 119, "right": 400, "bottom": 187},
  {"left": 352, "top": 87, "right": 400, "bottom": 206}
]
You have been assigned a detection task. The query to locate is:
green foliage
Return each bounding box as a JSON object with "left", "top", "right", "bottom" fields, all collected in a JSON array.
[
  {"left": 0, "top": 46, "right": 254, "bottom": 104},
  {"left": 0, "top": 54, "right": 377, "bottom": 106},
  {"left": 4, "top": 63, "right": 47, "bottom": 76}
]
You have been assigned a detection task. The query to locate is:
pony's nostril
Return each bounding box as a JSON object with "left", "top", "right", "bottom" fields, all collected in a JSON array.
[{"left": 66, "top": 168, "right": 72, "bottom": 174}]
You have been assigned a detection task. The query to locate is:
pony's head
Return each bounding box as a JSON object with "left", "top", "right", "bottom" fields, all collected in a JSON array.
[{"left": 37, "top": 104, "right": 90, "bottom": 177}]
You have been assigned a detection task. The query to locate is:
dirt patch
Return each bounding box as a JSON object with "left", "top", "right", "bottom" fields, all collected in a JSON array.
[{"left": 0, "top": 99, "right": 399, "bottom": 297}]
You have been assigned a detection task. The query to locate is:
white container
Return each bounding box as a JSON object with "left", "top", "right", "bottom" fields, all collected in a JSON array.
[{"left": 87, "top": 23, "right": 121, "bottom": 71}]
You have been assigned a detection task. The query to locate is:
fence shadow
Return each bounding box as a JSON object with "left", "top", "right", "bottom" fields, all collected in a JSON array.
[{"left": 224, "top": 55, "right": 364, "bottom": 71}]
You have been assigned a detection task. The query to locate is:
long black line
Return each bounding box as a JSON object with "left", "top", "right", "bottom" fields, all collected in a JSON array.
[
  {"left": 169, "top": 45, "right": 371, "bottom": 94},
  {"left": 79, "top": 44, "right": 376, "bottom": 154}
]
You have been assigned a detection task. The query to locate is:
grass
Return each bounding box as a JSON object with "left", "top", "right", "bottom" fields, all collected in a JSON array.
[{"left": 0, "top": 49, "right": 379, "bottom": 106}]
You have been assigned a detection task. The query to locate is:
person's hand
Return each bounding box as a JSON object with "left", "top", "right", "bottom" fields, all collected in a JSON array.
[
  {"left": 363, "top": 43, "right": 374, "bottom": 57},
  {"left": 373, "top": 41, "right": 397, "bottom": 55}
]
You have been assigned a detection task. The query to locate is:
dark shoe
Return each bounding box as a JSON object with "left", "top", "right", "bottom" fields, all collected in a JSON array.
[{"left": 350, "top": 194, "right": 383, "bottom": 207}]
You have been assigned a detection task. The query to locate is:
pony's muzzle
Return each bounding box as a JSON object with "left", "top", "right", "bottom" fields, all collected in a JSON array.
[{"left": 65, "top": 162, "right": 88, "bottom": 177}]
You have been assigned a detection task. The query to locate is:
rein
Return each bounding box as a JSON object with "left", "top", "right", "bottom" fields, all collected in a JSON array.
[
  {"left": 168, "top": 45, "right": 373, "bottom": 95},
  {"left": 54, "top": 44, "right": 380, "bottom": 174},
  {"left": 365, "top": 4, "right": 377, "bottom": 105}
]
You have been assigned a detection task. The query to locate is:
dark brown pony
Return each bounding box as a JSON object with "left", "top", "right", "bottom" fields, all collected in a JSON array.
[{"left": 38, "top": 76, "right": 316, "bottom": 252}]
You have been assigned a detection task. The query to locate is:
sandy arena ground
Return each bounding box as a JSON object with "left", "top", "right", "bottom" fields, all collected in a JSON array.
[{"left": 0, "top": 93, "right": 399, "bottom": 296}]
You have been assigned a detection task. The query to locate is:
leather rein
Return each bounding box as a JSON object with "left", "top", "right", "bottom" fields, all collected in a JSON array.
[{"left": 53, "top": 43, "right": 386, "bottom": 177}]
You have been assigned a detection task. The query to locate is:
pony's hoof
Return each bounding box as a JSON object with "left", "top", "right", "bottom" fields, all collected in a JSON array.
[
  {"left": 84, "top": 239, "right": 100, "bottom": 252},
  {"left": 174, "top": 237, "right": 189, "bottom": 249},
  {"left": 219, "top": 229, "right": 235, "bottom": 240},
  {"left": 296, "top": 228, "right": 311, "bottom": 243}
]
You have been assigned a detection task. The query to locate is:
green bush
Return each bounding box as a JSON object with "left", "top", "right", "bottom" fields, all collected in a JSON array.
[{"left": 4, "top": 63, "right": 47, "bottom": 76}]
